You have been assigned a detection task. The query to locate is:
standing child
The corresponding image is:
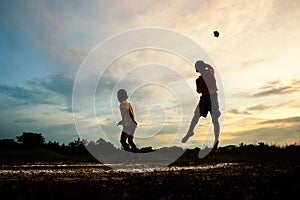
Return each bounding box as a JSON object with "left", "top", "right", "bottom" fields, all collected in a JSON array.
[
  {"left": 182, "top": 60, "right": 221, "bottom": 151},
  {"left": 117, "top": 89, "right": 138, "bottom": 152}
]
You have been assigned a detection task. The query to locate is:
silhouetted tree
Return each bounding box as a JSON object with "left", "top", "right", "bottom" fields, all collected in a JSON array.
[
  {"left": 0, "top": 139, "right": 19, "bottom": 149},
  {"left": 67, "top": 138, "right": 88, "bottom": 154},
  {"left": 16, "top": 132, "right": 45, "bottom": 147},
  {"left": 139, "top": 146, "right": 155, "bottom": 153},
  {"left": 47, "top": 141, "right": 60, "bottom": 151},
  {"left": 68, "top": 138, "right": 82, "bottom": 147}
]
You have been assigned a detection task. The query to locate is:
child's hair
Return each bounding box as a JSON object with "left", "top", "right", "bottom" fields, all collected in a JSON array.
[
  {"left": 195, "top": 60, "right": 213, "bottom": 74},
  {"left": 117, "top": 89, "right": 128, "bottom": 102}
]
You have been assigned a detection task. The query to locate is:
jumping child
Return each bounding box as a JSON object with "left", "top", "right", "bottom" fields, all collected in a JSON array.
[{"left": 181, "top": 60, "right": 221, "bottom": 151}]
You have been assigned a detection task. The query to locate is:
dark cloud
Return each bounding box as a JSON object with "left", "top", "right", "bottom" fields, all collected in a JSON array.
[
  {"left": 0, "top": 84, "right": 34, "bottom": 99},
  {"left": 246, "top": 104, "right": 271, "bottom": 111},
  {"left": 32, "top": 74, "right": 74, "bottom": 98},
  {"left": 259, "top": 116, "right": 300, "bottom": 124},
  {"left": 60, "top": 107, "right": 73, "bottom": 113},
  {"left": 228, "top": 103, "right": 293, "bottom": 116},
  {"left": 292, "top": 79, "right": 300, "bottom": 85},
  {"left": 224, "top": 125, "right": 300, "bottom": 146},
  {"left": 227, "top": 107, "right": 250, "bottom": 115},
  {"left": 0, "top": 84, "right": 55, "bottom": 105},
  {"left": 245, "top": 101, "right": 294, "bottom": 113},
  {"left": 14, "top": 118, "right": 37, "bottom": 123},
  {"left": 251, "top": 86, "right": 296, "bottom": 97},
  {"left": 0, "top": 74, "right": 74, "bottom": 110},
  {"left": 234, "top": 79, "right": 300, "bottom": 98},
  {"left": 224, "top": 116, "right": 300, "bottom": 145}
]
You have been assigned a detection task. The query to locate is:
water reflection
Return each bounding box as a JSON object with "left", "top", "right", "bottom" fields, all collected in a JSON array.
[{"left": 0, "top": 163, "right": 236, "bottom": 174}]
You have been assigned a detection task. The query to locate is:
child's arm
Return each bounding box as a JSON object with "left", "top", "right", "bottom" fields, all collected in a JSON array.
[
  {"left": 196, "top": 77, "right": 204, "bottom": 94},
  {"left": 117, "top": 120, "right": 123, "bottom": 126},
  {"left": 128, "top": 103, "right": 137, "bottom": 125},
  {"left": 118, "top": 109, "right": 129, "bottom": 125},
  {"left": 117, "top": 103, "right": 126, "bottom": 126}
]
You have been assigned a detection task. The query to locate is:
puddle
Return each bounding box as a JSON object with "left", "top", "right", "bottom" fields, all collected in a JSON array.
[{"left": 0, "top": 163, "right": 237, "bottom": 174}]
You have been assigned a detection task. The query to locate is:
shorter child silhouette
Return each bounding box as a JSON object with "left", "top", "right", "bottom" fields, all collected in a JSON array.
[{"left": 117, "top": 89, "right": 138, "bottom": 152}]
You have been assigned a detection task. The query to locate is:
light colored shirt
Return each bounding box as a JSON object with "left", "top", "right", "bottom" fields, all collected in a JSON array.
[{"left": 119, "top": 100, "right": 137, "bottom": 126}]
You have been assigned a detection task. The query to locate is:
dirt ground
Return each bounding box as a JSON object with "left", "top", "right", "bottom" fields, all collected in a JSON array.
[{"left": 0, "top": 162, "right": 299, "bottom": 200}]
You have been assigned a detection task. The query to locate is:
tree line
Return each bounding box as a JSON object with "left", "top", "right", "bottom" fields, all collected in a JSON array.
[
  {"left": 0, "top": 132, "right": 299, "bottom": 164},
  {"left": 1, "top": 132, "right": 299, "bottom": 152},
  {"left": 0, "top": 132, "right": 155, "bottom": 153},
  {"left": 0, "top": 132, "right": 84, "bottom": 150}
]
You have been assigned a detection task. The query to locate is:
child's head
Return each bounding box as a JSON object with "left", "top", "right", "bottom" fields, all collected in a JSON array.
[
  {"left": 195, "top": 60, "right": 211, "bottom": 75},
  {"left": 117, "top": 89, "right": 128, "bottom": 102}
]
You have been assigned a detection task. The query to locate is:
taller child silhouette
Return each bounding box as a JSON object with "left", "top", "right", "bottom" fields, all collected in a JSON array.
[{"left": 182, "top": 60, "right": 221, "bottom": 151}]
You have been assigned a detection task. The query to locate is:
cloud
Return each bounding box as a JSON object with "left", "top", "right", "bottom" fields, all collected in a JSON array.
[
  {"left": 1, "top": 0, "right": 300, "bottom": 147},
  {"left": 261, "top": 79, "right": 300, "bottom": 96},
  {"left": 31, "top": 74, "right": 73, "bottom": 101},
  {"left": 14, "top": 118, "right": 37, "bottom": 123},
  {"left": 222, "top": 125, "right": 300, "bottom": 146},
  {"left": 221, "top": 114, "right": 300, "bottom": 146},
  {"left": 252, "top": 86, "right": 297, "bottom": 97},
  {"left": 221, "top": 115, "right": 300, "bottom": 146},
  {"left": 234, "top": 79, "right": 300, "bottom": 98},
  {"left": 0, "top": 84, "right": 54, "bottom": 106},
  {"left": 227, "top": 107, "right": 250, "bottom": 115},
  {"left": 259, "top": 116, "right": 300, "bottom": 124},
  {"left": 239, "top": 57, "right": 275, "bottom": 70},
  {"left": 228, "top": 103, "right": 282, "bottom": 116},
  {"left": 0, "top": 74, "right": 73, "bottom": 110},
  {"left": 246, "top": 104, "right": 271, "bottom": 111}
]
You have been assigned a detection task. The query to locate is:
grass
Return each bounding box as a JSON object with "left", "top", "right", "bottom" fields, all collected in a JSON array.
[{"left": 1, "top": 143, "right": 299, "bottom": 165}]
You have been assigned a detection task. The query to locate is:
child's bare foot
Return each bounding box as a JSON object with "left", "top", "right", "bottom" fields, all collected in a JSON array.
[
  {"left": 212, "top": 140, "right": 219, "bottom": 152},
  {"left": 181, "top": 131, "right": 194, "bottom": 143}
]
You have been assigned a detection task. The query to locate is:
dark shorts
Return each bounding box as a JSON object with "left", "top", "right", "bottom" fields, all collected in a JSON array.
[{"left": 198, "top": 93, "right": 221, "bottom": 118}]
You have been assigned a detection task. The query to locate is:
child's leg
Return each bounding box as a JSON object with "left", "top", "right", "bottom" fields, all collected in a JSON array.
[
  {"left": 212, "top": 116, "right": 220, "bottom": 146},
  {"left": 128, "top": 126, "right": 137, "bottom": 152},
  {"left": 188, "top": 109, "right": 201, "bottom": 133},
  {"left": 211, "top": 93, "right": 221, "bottom": 150},
  {"left": 182, "top": 105, "right": 201, "bottom": 143},
  {"left": 128, "top": 136, "right": 137, "bottom": 151},
  {"left": 120, "top": 131, "right": 130, "bottom": 151}
]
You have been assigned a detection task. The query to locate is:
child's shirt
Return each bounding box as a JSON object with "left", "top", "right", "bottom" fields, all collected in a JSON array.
[
  {"left": 119, "top": 100, "right": 137, "bottom": 126},
  {"left": 196, "top": 68, "right": 218, "bottom": 96}
]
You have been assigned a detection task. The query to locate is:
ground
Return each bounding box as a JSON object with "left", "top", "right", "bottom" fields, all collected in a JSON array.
[{"left": 0, "top": 162, "right": 299, "bottom": 199}]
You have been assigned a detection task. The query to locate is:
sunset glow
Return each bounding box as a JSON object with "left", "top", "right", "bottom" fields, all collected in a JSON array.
[{"left": 1, "top": 0, "right": 300, "bottom": 148}]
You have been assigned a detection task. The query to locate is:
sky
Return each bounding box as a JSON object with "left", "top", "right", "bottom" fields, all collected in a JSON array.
[{"left": 0, "top": 0, "right": 300, "bottom": 149}]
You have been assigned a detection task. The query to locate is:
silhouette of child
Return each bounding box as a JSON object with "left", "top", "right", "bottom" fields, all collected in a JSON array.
[
  {"left": 117, "top": 89, "right": 138, "bottom": 152},
  {"left": 182, "top": 60, "right": 221, "bottom": 151}
]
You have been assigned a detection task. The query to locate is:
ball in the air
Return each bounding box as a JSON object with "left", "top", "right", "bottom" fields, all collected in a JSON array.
[{"left": 213, "top": 31, "right": 219, "bottom": 37}]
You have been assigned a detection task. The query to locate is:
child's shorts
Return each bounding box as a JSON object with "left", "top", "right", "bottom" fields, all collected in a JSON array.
[{"left": 197, "top": 93, "right": 221, "bottom": 118}]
